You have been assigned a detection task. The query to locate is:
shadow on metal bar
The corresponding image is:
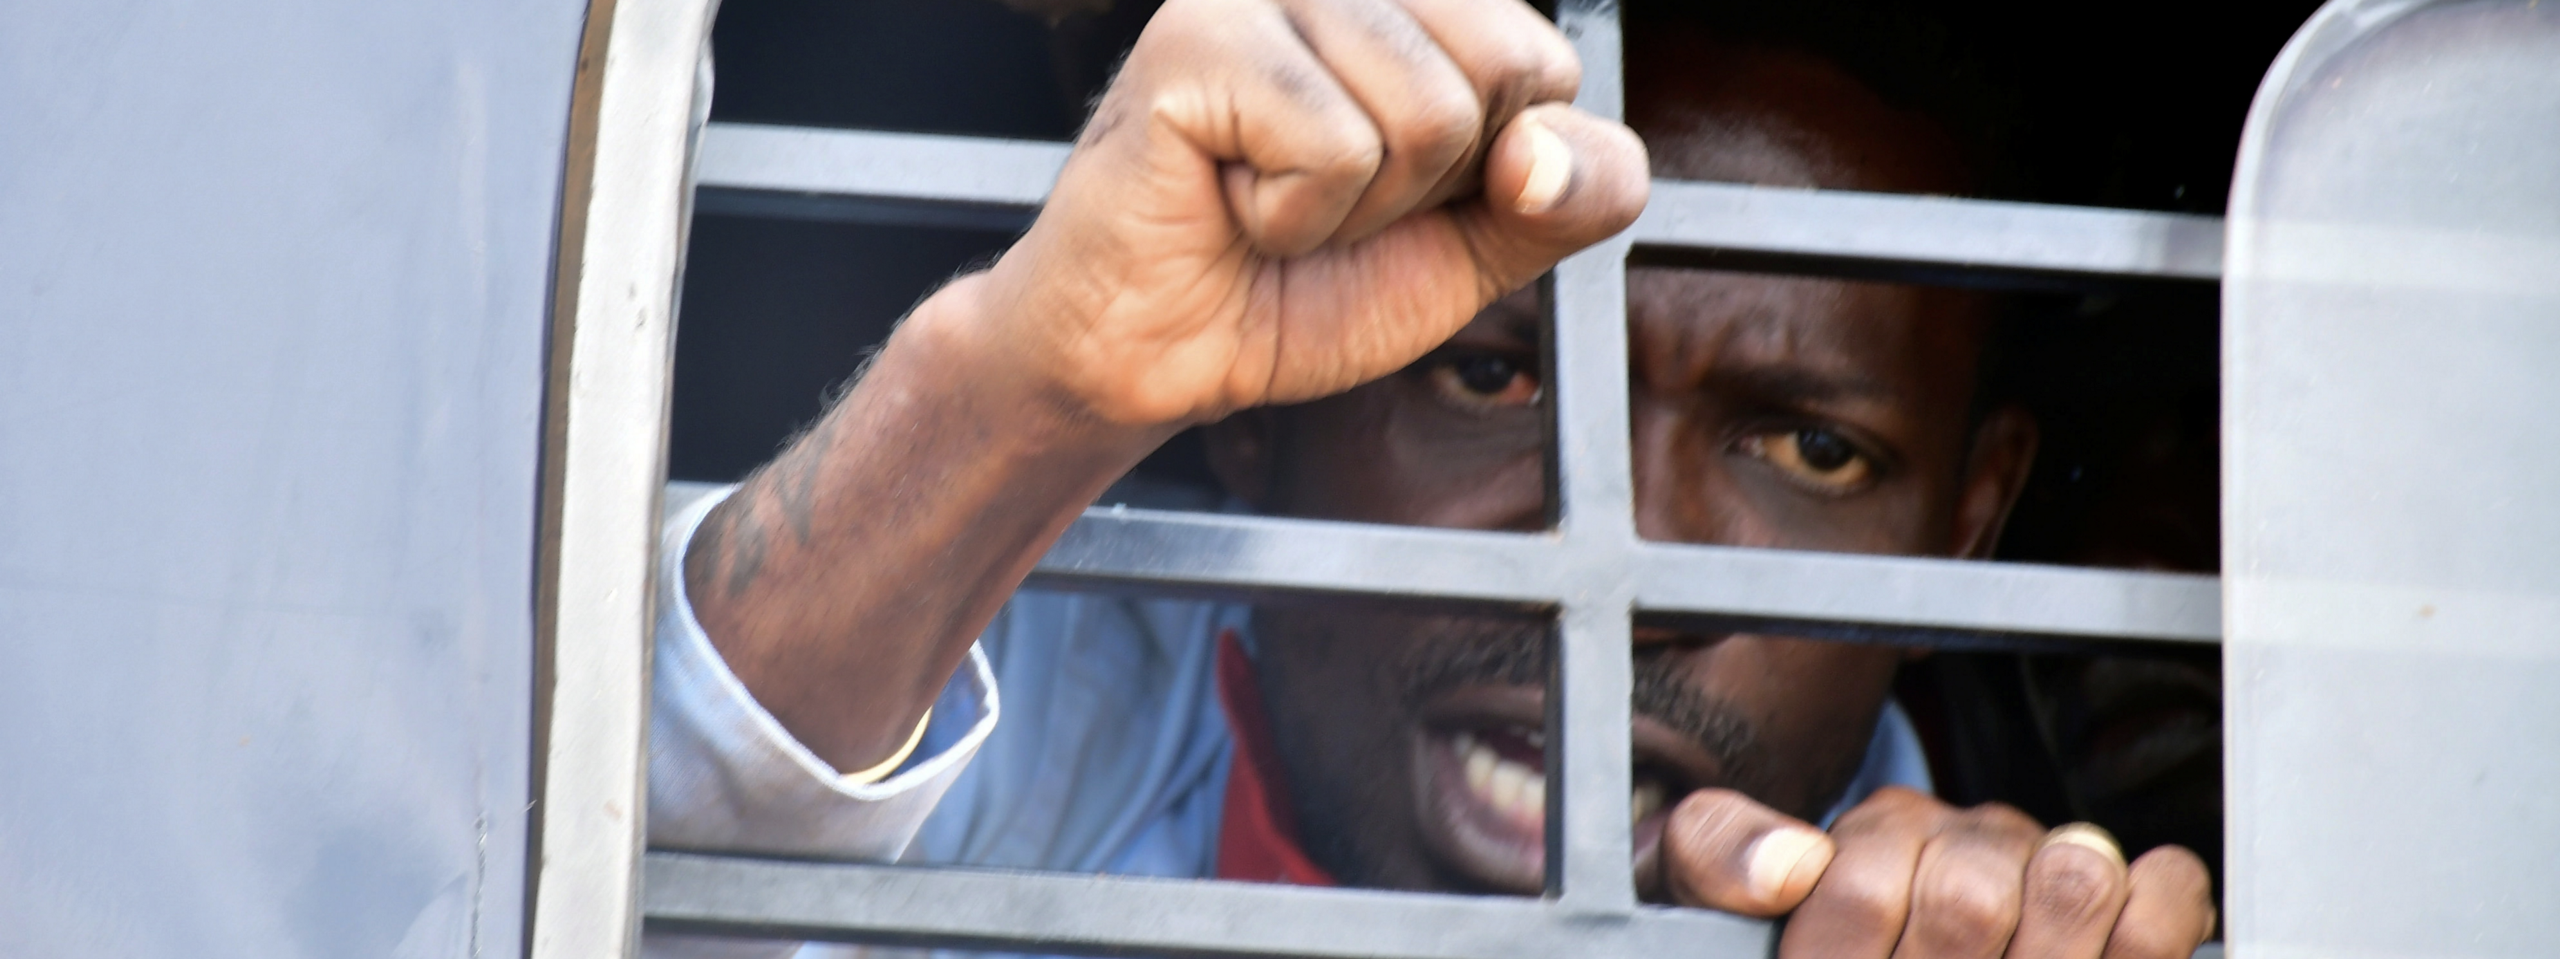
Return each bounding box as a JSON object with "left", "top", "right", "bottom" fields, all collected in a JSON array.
[
  {"left": 1628, "top": 180, "right": 2224, "bottom": 287},
  {"left": 642, "top": 852, "right": 2224, "bottom": 959},
  {"left": 1029, "top": 507, "right": 2220, "bottom": 646},
  {"left": 642, "top": 852, "right": 1775, "bottom": 959},
  {"left": 693, "top": 123, "right": 2226, "bottom": 282},
  {"left": 694, "top": 186, "right": 1035, "bottom": 234}
]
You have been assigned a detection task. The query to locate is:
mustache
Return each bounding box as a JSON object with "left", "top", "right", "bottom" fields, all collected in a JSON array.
[{"left": 1395, "top": 616, "right": 1758, "bottom": 785}]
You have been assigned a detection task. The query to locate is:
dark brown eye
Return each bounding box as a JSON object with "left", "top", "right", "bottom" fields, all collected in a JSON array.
[
  {"left": 1793, "top": 428, "right": 1855, "bottom": 472},
  {"left": 1738, "top": 427, "right": 1876, "bottom": 494},
  {"left": 1427, "top": 353, "right": 1541, "bottom": 412}
]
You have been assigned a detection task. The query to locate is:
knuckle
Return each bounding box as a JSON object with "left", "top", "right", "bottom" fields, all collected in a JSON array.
[
  {"left": 1816, "top": 868, "right": 1909, "bottom": 934},
  {"left": 1677, "top": 786, "right": 1751, "bottom": 815},
  {"left": 2104, "top": 921, "right": 2190, "bottom": 959},
  {"left": 1396, "top": 91, "right": 1481, "bottom": 158},
  {"left": 1311, "top": 126, "right": 1386, "bottom": 181},
  {"left": 1868, "top": 785, "right": 1947, "bottom": 816},
  {"left": 1667, "top": 789, "right": 1753, "bottom": 845},
  {"left": 2126, "top": 846, "right": 2218, "bottom": 939},
  {"left": 2130, "top": 845, "right": 2212, "bottom": 890},
  {"left": 1529, "top": 37, "right": 1581, "bottom": 100},
  {"left": 1473, "top": 35, "right": 1571, "bottom": 111},
  {"left": 1961, "top": 802, "right": 2043, "bottom": 836},
  {"left": 1493, "top": 22, "right": 1581, "bottom": 101},
  {"left": 1474, "top": 33, "right": 1547, "bottom": 87},
  {"left": 1871, "top": 784, "right": 1939, "bottom": 805},
  {"left": 1831, "top": 785, "right": 1946, "bottom": 835},
  {"left": 1914, "top": 875, "right": 2022, "bottom": 951},
  {"left": 2026, "top": 854, "right": 2121, "bottom": 925}
]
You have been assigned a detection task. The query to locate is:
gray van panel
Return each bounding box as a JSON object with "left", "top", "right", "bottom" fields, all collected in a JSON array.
[
  {"left": 2224, "top": 0, "right": 2560, "bottom": 952},
  {"left": 0, "top": 0, "right": 585, "bottom": 954}
]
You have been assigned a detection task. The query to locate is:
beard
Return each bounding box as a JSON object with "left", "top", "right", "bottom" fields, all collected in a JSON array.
[
  {"left": 1393, "top": 615, "right": 1763, "bottom": 783},
  {"left": 1252, "top": 606, "right": 1868, "bottom": 890}
]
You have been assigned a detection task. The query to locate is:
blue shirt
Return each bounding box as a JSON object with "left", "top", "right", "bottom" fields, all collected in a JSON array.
[{"left": 643, "top": 482, "right": 1932, "bottom": 959}]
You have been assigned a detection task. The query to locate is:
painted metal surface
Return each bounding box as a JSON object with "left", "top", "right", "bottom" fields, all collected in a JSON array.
[
  {"left": 1629, "top": 179, "right": 2225, "bottom": 283},
  {"left": 530, "top": 0, "right": 725, "bottom": 956},
  {"left": 2223, "top": 0, "right": 2560, "bottom": 953},
  {"left": 693, "top": 122, "right": 2227, "bottom": 282},
  {"left": 1026, "top": 502, "right": 2219, "bottom": 645},
  {"left": 642, "top": 852, "right": 1771, "bottom": 959},
  {"left": 0, "top": 0, "right": 586, "bottom": 954},
  {"left": 1544, "top": 0, "right": 1643, "bottom": 912},
  {"left": 645, "top": 0, "right": 2225, "bottom": 956}
]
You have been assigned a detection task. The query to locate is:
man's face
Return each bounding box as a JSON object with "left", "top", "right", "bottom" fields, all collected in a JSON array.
[{"left": 1202, "top": 45, "right": 2034, "bottom": 896}]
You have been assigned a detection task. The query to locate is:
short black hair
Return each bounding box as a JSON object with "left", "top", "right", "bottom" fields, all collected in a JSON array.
[{"left": 1622, "top": 0, "right": 2022, "bottom": 196}]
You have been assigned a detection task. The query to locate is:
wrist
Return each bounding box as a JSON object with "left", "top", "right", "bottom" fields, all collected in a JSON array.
[{"left": 896, "top": 273, "right": 1182, "bottom": 460}]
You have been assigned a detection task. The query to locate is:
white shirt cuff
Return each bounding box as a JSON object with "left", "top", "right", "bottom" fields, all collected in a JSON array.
[{"left": 645, "top": 482, "right": 1000, "bottom": 860}]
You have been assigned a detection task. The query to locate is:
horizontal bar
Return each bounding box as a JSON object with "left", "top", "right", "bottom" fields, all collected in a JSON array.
[
  {"left": 694, "top": 185, "right": 1034, "bottom": 233},
  {"left": 698, "top": 122, "right": 1065, "bottom": 211},
  {"left": 1629, "top": 180, "right": 2226, "bottom": 283},
  {"left": 645, "top": 853, "right": 2225, "bottom": 959},
  {"left": 642, "top": 852, "right": 1772, "bottom": 959},
  {"left": 1027, "top": 507, "right": 1563, "bottom": 610},
  {"left": 1631, "top": 540, "right": 2220, "bottom": 646},
  {"left": 694, "top": 122, "right": 2226, "bottom": 281},
  {"left": 1030, "top": 507, "right": 2220, "bottom": 645}
]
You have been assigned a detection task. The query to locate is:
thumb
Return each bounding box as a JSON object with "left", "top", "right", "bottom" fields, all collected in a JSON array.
[
  {"left": 1662, "top": 789, "right": 1836, "bottom": 917},
  {"left": 1456, "top": 102, "right": 1650, "bottom": 298}
]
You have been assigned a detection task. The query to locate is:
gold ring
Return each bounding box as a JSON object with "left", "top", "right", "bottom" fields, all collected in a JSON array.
[{"left": 2038, "top": 822, "right": 2125, "bottom": 868}]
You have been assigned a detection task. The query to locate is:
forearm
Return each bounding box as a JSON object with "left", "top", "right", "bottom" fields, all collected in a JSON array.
[{"left": 683, "top": 273, "right": 1173, "bottom": 771}]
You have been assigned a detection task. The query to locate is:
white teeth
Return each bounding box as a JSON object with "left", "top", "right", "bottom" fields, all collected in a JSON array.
[
  {"left": 1630, "top": 781, "right": 1666, "bottom": 824},
  {"left": 1463, "top": 736, "right": 1496, "bottom": 793},
  {"left": 1488, "top": 757, "right": 1542, "bottom": 822},
  {"left": 1458, "top": 732, "right": 1548, "bottom": 823},
  {"left": 1452, "top": 730, "right": 1676, "bottom": 829}
]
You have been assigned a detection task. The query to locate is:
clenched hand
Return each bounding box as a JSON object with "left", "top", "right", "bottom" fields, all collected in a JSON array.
[
  {"left": 942, "top": 0, "right": 1650, "bottom": 429},
  {"left": 1664, "top": 787, "right": 2217, "bottom": 959}
]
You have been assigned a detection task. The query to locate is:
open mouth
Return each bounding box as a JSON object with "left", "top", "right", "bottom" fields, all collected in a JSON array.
[{"left": 1408, "top": 684, "right": 1722, "bottom": 895}]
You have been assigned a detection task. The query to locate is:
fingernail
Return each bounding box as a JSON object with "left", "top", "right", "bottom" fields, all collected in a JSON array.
[
  {"left": 1513, "top": 115, "right": 1572, "bottom": 215},
  {"left": 1745, "top": 827, "right": 1828, "bottom": 902},
  {"left": 2039, "top": 822, "right": 2126, "bottom": 868}
]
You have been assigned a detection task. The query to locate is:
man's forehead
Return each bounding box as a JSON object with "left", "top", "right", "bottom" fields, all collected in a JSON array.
[
  {"left": 1629, "top": 37, "right": 1972, "bottom": 196},
  {"left": 1468, "top": 276, "right": 1984, "bottom": 405},
  {"left": 1631, "top": 269, "right": 1976, "bottom": 391}
]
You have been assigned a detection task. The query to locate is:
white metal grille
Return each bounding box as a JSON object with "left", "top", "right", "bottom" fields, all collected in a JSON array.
[{"left": 642, "top": 2, "right": 2223, "bottom": 954}]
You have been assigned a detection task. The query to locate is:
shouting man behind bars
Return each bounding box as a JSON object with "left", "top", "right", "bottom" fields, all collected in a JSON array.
[{"left": 647, "top": 1, "right": 2216, "bottom": 957}]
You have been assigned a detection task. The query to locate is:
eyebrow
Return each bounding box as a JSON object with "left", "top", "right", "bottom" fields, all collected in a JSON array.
[{"left": 1707, "top": 364, "right": 1895, "bottom": 406}]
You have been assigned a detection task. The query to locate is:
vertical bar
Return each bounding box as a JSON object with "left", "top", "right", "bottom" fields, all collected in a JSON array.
[
  {"left": 1550, "top": 0, "right": 1635, "bottom": 543},
  {"left": 533, "top": 0, "right": 719, "bottom": 956},
  {"left": 1547, "top": 0, "right": 1639, "bottom": 915}
]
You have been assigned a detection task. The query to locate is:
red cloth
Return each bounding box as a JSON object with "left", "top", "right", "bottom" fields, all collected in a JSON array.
[{"left": 1212, "top": 630, "right": 1338, "bottom": 886}]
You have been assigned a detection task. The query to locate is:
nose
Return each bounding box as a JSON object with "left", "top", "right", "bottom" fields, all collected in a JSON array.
[
  {"left": 1625, "top": 400, "right": 1768, "bottom": 549},
  {"left": 1628, "top": 401, "right": 1693, "bottom": 544}
]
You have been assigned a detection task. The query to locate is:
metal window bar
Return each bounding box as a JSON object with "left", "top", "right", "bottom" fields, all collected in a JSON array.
[{"left": 646, "top": 1, "right": 2224, "bottom": 956}]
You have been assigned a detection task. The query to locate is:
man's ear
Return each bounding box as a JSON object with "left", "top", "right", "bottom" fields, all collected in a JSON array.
[
  {"left": 1203, "top": 408, "right": 1279, "bottom": 510},
  {"left": 1950, "top": 405, "right": 2038, "bottom": 560}
]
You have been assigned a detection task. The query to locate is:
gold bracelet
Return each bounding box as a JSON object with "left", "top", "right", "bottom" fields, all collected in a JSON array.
[{"left": 842, "top": 708, "right": 933, "bottom": 785}]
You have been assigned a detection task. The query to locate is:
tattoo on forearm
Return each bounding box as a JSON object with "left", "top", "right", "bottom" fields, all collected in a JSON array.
[
  {"left": 685, "top": 373, "right": 865, "bottom": 604},
  {"left": 770, "top": 424, "right": 829, "bottom": 545},
  {"left": 685, "top": 491, "right": 771, "bottom": 603},
  {"left": 771, "top": 356, "right": 875, "bottom": 546}
]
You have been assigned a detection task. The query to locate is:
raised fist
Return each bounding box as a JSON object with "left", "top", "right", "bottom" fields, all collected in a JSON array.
[{"left": 954, "top": 0, "right": 1649, "bottom": 428}]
